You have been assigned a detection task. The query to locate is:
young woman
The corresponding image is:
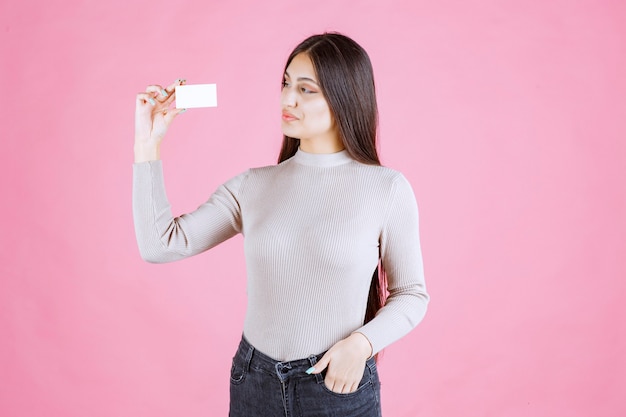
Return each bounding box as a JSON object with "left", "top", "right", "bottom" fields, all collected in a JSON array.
[{"left": 133, "top": 33, "right": 429, "bottom": 417}]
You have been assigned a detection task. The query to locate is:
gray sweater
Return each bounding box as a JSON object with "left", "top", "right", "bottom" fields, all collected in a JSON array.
[{"left": 133, "top": 148, "right": 429, "bottom": 361}]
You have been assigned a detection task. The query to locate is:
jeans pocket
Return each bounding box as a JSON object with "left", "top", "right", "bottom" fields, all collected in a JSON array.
[
  {"left": 230, "top": 356, "right": 248, "bottom": 385},
  {"left": 319, "top": 379, "right": 373, "bottom": 397},
  {"left": 298, "top": 367, "right": 379, "bottom": 416},
  {"left": 318, "top": 364, "right": 373, "bottom": 397}
]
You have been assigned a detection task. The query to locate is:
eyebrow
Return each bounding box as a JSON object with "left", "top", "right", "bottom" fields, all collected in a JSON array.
[{"left": 284, "top": 71, "right": 319, "bottom": 85}]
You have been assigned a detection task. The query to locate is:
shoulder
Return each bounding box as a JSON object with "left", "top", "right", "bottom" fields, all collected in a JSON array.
[
  {"left": 244, "top": 156, "right": 297, "bottom": 178},
  {"left": 245, "top": 164, "right": 283, "bottom": 181},
  {"left": 225, "top": 160, "right": 290, "bottom": 196},
  {"left": 352, "top": 164, "right": 419, "bottom": 216},
  {"left": 350, "top": 162, "right": 413, "bottom": 189}
]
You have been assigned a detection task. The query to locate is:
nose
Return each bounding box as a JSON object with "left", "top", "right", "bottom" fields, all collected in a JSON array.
[{"left": 281, "top": 85, "right": 297, "bottom": 108}]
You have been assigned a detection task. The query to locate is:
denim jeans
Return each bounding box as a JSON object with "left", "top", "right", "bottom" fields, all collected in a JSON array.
[{"left": 229, "top": 336, "right": 382, "bottom": 417}]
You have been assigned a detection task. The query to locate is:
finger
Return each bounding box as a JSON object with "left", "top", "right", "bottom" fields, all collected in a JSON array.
[
  {"left": 136, "top": 92, "right": 157, "bottom": 107},
  {"left": 142, "top": 79, "right": 186, "bottom": 103},
  {"left": 161, "top": 78, "right": 186, "bottom": 107},
  {"left": 325, "top": 377, "right": 337, "bottom": 392},
  {"left": 162, "top": 107, "right": 187, "bottom": 124},
  {"left": 158, "top": 78, "right": 186, "bottom": 99},
  {"left": 348, "top": 381, "right": 359, "bottom": 393},
  {"left": 145, "top": 84, "right": 164, "bottom": 95},
  {"left": 308, "top": 353, "right": 330, "bottom": 374},
  {"left": 144, "top": 84, "right": 172, "bottom": 104},
  {"left": 334, "top": 382, "right": 352, "bottom": 394},
  {"left": 165, "top": 78, "right": 186, "bottom": 95}
]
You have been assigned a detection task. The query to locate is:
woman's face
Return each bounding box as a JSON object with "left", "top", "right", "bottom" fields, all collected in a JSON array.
[{"left": 281, "top": 53, "right": 339, "bottom": 148}]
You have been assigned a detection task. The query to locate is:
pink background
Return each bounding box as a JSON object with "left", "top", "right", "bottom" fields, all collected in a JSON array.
[{"left": 1, "top": 0, "right": 625, "bottom": 416}]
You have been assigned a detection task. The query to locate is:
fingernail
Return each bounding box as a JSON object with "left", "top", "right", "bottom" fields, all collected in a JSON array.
[
  {"left": 179, "top": 108, "right": 187, "bottom": 114},
  {"left": 177, "top": 78, "right": 186, "bottom": 84},
  {"left": 160, "top": 89, "right": 168, "bottom": 97},
  {"left": 305, "top": 367, "right": 315, "bottom": 374},
  {"left": 148, "top": 98, "right": 156, "bottom": 106}
]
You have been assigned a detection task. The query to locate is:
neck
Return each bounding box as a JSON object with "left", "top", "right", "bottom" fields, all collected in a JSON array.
[
  {"left": 293, "top": 147, "right": 352, "bottom": 167},
  {"left": 298, "top": 135, "right": 344, "bottom": 154}
]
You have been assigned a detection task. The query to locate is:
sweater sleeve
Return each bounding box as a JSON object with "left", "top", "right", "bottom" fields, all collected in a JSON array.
[
  {"left": 355, "top": 174, "right": 429, "bottom": 355},
  {"left": 132, "top": 160, "right": 246, "bottom": 263}
]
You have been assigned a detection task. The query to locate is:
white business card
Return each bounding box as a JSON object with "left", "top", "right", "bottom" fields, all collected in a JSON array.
[{"left": 175, "top": 84, "right": 218, "bottom": 109}]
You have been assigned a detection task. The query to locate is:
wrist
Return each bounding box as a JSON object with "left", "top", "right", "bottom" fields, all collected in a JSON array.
[
  {"left": 350, "top": 332, "right": 373, "bottom": 359},
  {"left": 134, "top": 143, "right": 161, "bottom": 163}
]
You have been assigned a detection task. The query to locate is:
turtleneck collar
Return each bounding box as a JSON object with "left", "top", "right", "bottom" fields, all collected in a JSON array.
[{"left": 292, "top": 148, "right": 353, "bottom": 167}]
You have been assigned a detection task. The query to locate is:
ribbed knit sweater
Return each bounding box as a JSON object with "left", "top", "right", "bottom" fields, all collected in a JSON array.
[{"left": 132, "top": 148, "right": 429, "bottom": 361}]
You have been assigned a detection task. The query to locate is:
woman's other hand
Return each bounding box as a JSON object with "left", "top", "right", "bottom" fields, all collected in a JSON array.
[
  {"left": 308, "top": 332, "right": 373, "bottom": 394},
  {"left": 134, "top": 79, "right": 186, "bottom": 162}
]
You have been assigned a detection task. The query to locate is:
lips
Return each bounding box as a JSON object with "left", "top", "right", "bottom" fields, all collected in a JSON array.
[{"left": 281, "top": 110, "right": 299, "bottom": 121}]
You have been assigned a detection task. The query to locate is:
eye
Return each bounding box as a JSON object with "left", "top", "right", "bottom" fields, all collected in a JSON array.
[
  {"left": 281, "top": 80, "right": 290, "bottom": 89},
  {"left": 300, "top": 86, "right": 316, "bottom": 94}
]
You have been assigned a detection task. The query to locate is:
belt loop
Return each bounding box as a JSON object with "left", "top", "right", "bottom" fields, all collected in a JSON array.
[
  {"left": 366, "top": 357, "right": 376, "bottom": 375},
  {"left": 244, "top": 344, "right": 254, "bottom": 373},
  {"left": 308, "top": 354, "right": 324, "bottom": 384}
]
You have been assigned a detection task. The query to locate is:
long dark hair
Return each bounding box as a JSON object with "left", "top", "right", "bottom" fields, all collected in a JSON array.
[{"left": 277, "top": 33, "right": 387, "bottom": 331}]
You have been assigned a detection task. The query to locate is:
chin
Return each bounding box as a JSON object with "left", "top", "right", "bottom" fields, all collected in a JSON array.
[{"left": 281, "top": 128, "right": 300, "bottom": 139}]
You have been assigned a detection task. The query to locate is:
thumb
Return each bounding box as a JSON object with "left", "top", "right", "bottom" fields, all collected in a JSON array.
[
  {"left": 164, "top": 107, "right": 187, "bottom": 124},
  {"left": 307, "top": 352, "right": 331, "bottom": 375}
]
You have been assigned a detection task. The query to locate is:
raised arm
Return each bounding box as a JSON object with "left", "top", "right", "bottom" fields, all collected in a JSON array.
[{"left": 132, "top": 80, "right": 245, "bottom": 263}]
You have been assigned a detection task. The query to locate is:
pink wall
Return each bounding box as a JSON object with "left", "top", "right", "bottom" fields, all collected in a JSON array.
[{"left": 1, "top": 0, "right": 624, "bottom": 416}]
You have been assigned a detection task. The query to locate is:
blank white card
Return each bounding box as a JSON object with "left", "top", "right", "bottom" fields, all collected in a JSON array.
[{"left": 175, "top": 84, "right": 218, "bottom": 109}]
